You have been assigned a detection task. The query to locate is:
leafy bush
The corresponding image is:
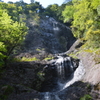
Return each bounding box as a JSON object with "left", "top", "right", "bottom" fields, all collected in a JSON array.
[
  {"left": 43, "top": 55, "right": 54, "bottom": 61},
  {"left": 0, "top": 42, "right": 6, "bottom": 67},
  {"left": 62, "top": 5, "right": 75, "bottom": 23},
  {"left": 13, "top": 57, "right": 39, "bottom": 62},
  {"left": 80, "top": 94, "right": 92, "bottom": 100},
  {"left": 0, "top": 10, "right": 27, "bottom": 66},
  {"left": 86, "top": 26, "right": 100, "bottom": 48},
  {"left": 21, "top": 57, "right": 39, "bottom": 61}
]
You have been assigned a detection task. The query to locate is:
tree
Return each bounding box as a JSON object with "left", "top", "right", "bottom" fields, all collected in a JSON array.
[
  {"left": 62, "top": 1, "right": 74, "bottom": 25},
  {"left": 0, "top": 42, "right": 6, "bottom": 67},
  {"left": 31, "top": 0, "right": 34, "bottom": 3},
  {"left": 62, "top": 0, "right": 100, "bottom": 48},
  {"left": 56, "top": 4, "right": 66, "bottom": 22},
  {"left": 0, "top": 10, "right": 27, "bottom": 65},
  {"left": 72, "top": 0, "right": 100, "bottom": 39},
  {"left": 45, "top": 4, "right": 59, "bottom": 19},
  {"left": 62, "top": 5, "right": 74, "bottom": 23}
]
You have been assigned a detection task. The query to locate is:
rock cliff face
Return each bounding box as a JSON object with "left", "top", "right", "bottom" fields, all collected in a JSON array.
[
  {"left": 24, "top": 17, "right": 75, "bottom": 54},
  {"left": 78, "top": 52, "right": 100, "bottom": 85},
  {"left": 66, "top": 39, "right": 100, "bottom": 85}
]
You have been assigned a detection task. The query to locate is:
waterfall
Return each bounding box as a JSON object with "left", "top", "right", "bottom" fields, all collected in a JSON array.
[
  {"left": 42, "top": 55, "right": 85, "bottom": 100},
  {"left": 54, "top": 95, "right": 61, "bottom": 100},
  {"left": 55, "top": 56, "right": 76, "bottom": 83},
  {"left": 44, "top": 92, "right": 61, "bottom": 100},
  {"left": 44, "top": 92, "right": 51, "bottom": 100},
  {"left": 55, "top": 56, "right": 65, "bottom": 81},
  {"left": 63, "top": 60, "right": 85, "bottom": 89}
]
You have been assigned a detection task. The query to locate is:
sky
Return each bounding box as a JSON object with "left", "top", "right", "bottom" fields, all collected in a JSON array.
[{"left": 3, "top": 0, "right": 65, "bottom": 8}]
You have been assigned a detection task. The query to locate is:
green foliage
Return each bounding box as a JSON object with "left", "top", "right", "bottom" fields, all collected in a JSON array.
[
  {"left": 56, "top": 4, "right": 67, "bottom": 22},
  {"left": 0, "top": 2, "right": 7, "bottom": 10},
  {"left": 43, "top": 55, "right": 54, "bottom": 61},
  {"left": 21, "top": 57, "right": 39, "bottom": 61},
  {"left": 81, "top": 48, "right": 100, "bottom": 64},
  {"left": 0, "top": 1, "right": 46, "bottom": 67},
  {"left": 97, "top": 5, "right": 100, "bottom": 15},
  {"left": 33, "top": 13, "right": 40, "bottom": 25},
  {"left": 91, "top": 0, "right": 100, "bottom": 9},
  {"left": 86, "top": 26, "right": 100, "bottom": 48},
  {"left": 35, "top": 71, "right": 45, "bottom": 90},
  {"left": 36, "top": 48, "right": 44, "bottom": 52},
  {"left": 80, "top": 94, "right": 92, "bottom": 100},
  {"left": 0, "top": 9, "right": 27, "bottom": 67},
  {"left": 0, "top": 2, "right": 21, "bottom": 21},
  {"left": 0, "top": 11, "right": 27, "bottom": 56},
  {"left": 44, "top": 57, "right": 53, "bottom": 61},
  {"left": 37, "top": 71, "right": 45, "bottom": 81},
  {"left": 0, "top": 1, "right": 44, "bottom": 22},
  {"left": 0, "top": 42, "right": 6, "bottom": 67},
  {"left": 68, "top": 53, "right": 78, "bottom": 59},
  {"left": 62, "top": 0, "right": 100, "bottom": 49},
  {"left": 44, "top": 2, "right": 73, "bottom": 22},
  {"left": 13, "top": 57, "right": 39, "bottom": 62},
  {"left": 36, "top": 48, "right": 41, "bottom": 51},
  {"left": 44, "top": 4, "right": 59, "bottom": 19},
  {"left": 68, "top": 50, "right": 81, "bottom": 59},
  {"left": 83, "top": 49, "right": 94, "bottom": 53},
  {"left": 93, "top": 49, "right": 100, "bottom": 64},
  {"left": 62, "top": 5, "right": 74, "bottom": 23}
]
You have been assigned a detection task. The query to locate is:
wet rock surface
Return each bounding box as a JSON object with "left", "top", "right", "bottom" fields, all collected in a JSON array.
[{"left": 23, "top": 17, "right": 76, "bottom": 54}]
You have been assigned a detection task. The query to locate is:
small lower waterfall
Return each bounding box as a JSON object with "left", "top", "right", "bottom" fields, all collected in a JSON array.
[
  {"left": 55, "top": 56, "right": 75, "bottom": 83},
  {"left": 55, "top": 56, "right": 65, "bottom": 82},
  {"left": 54, "top": 95, "right": 61, "bottom": 100},
  {"left": 63, "top": 60, "right": 85, "bottom": 89},
  {"left": 43, "top": 92, "right": 61, "bottom": 100},
  {"left": 44, "top": 92, "right": 51, "bottom": 100},
  {"left": 42, "top": 55, "right": 85, "bottom": 100}
]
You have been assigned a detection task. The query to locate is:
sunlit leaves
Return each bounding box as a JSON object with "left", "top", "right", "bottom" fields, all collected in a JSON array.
[
  {"left": 86, "top": 26, "right": 100, "bottom": 48},
  {"left": 0, "top": 42, "right": 6, "bottom": 67},
  {"left": 0, "top": 10, "right": 27, "bottom": 64},
  {"left": 62, "top": 0, "right": 100, "bottom": 48},
  {"left": 0, "top": 42, "right": 6, "bottom": 53},
  {"left": 97, "top": 5, "right": 100, "bottom": 15},
  {"left": 62, "top": 5, "right": 75, "bottom": 23},
  {"left": 45, "top": 4, "right": 59, "bottom": 19},
  {"left": 0, "top": 12, "right": 12, "bottom": 24},
  {"left": 91, "top": 0, "right": 100, "bottom": 9}
]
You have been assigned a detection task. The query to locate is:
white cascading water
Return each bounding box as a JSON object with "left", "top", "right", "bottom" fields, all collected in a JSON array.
[
  {"left": 55, "top": 56, "right": 65, "bottom": 81},
  {"left": 44, "top": 92, "right": 51, "bottom": 100},
  {"left": 44, "top": 92, "right": 61, "bottom": 100},
  {"left": 43, "top": 56, "right": 85, "bottom": 100},
  {"left": 63, "top": 60, "right": 85, "bottom": 89},
  {"left": 54, "top": 95, "right": 61, "bottom": 100}
]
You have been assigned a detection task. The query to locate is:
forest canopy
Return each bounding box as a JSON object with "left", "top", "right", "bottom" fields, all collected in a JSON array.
[{"left": 62, "top": 0, "right": 100, "bottom": 48}]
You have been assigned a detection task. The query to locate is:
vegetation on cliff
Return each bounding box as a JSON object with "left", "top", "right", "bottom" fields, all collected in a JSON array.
[
  {"left": 63, "top": 0, "right": 100, "bottom": 49},
  {"left": 0, "top": 0, "right": 73, "bottom": 67},
  {"left": 0, "top": 10, "right": 27, "bottom": 68}
]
